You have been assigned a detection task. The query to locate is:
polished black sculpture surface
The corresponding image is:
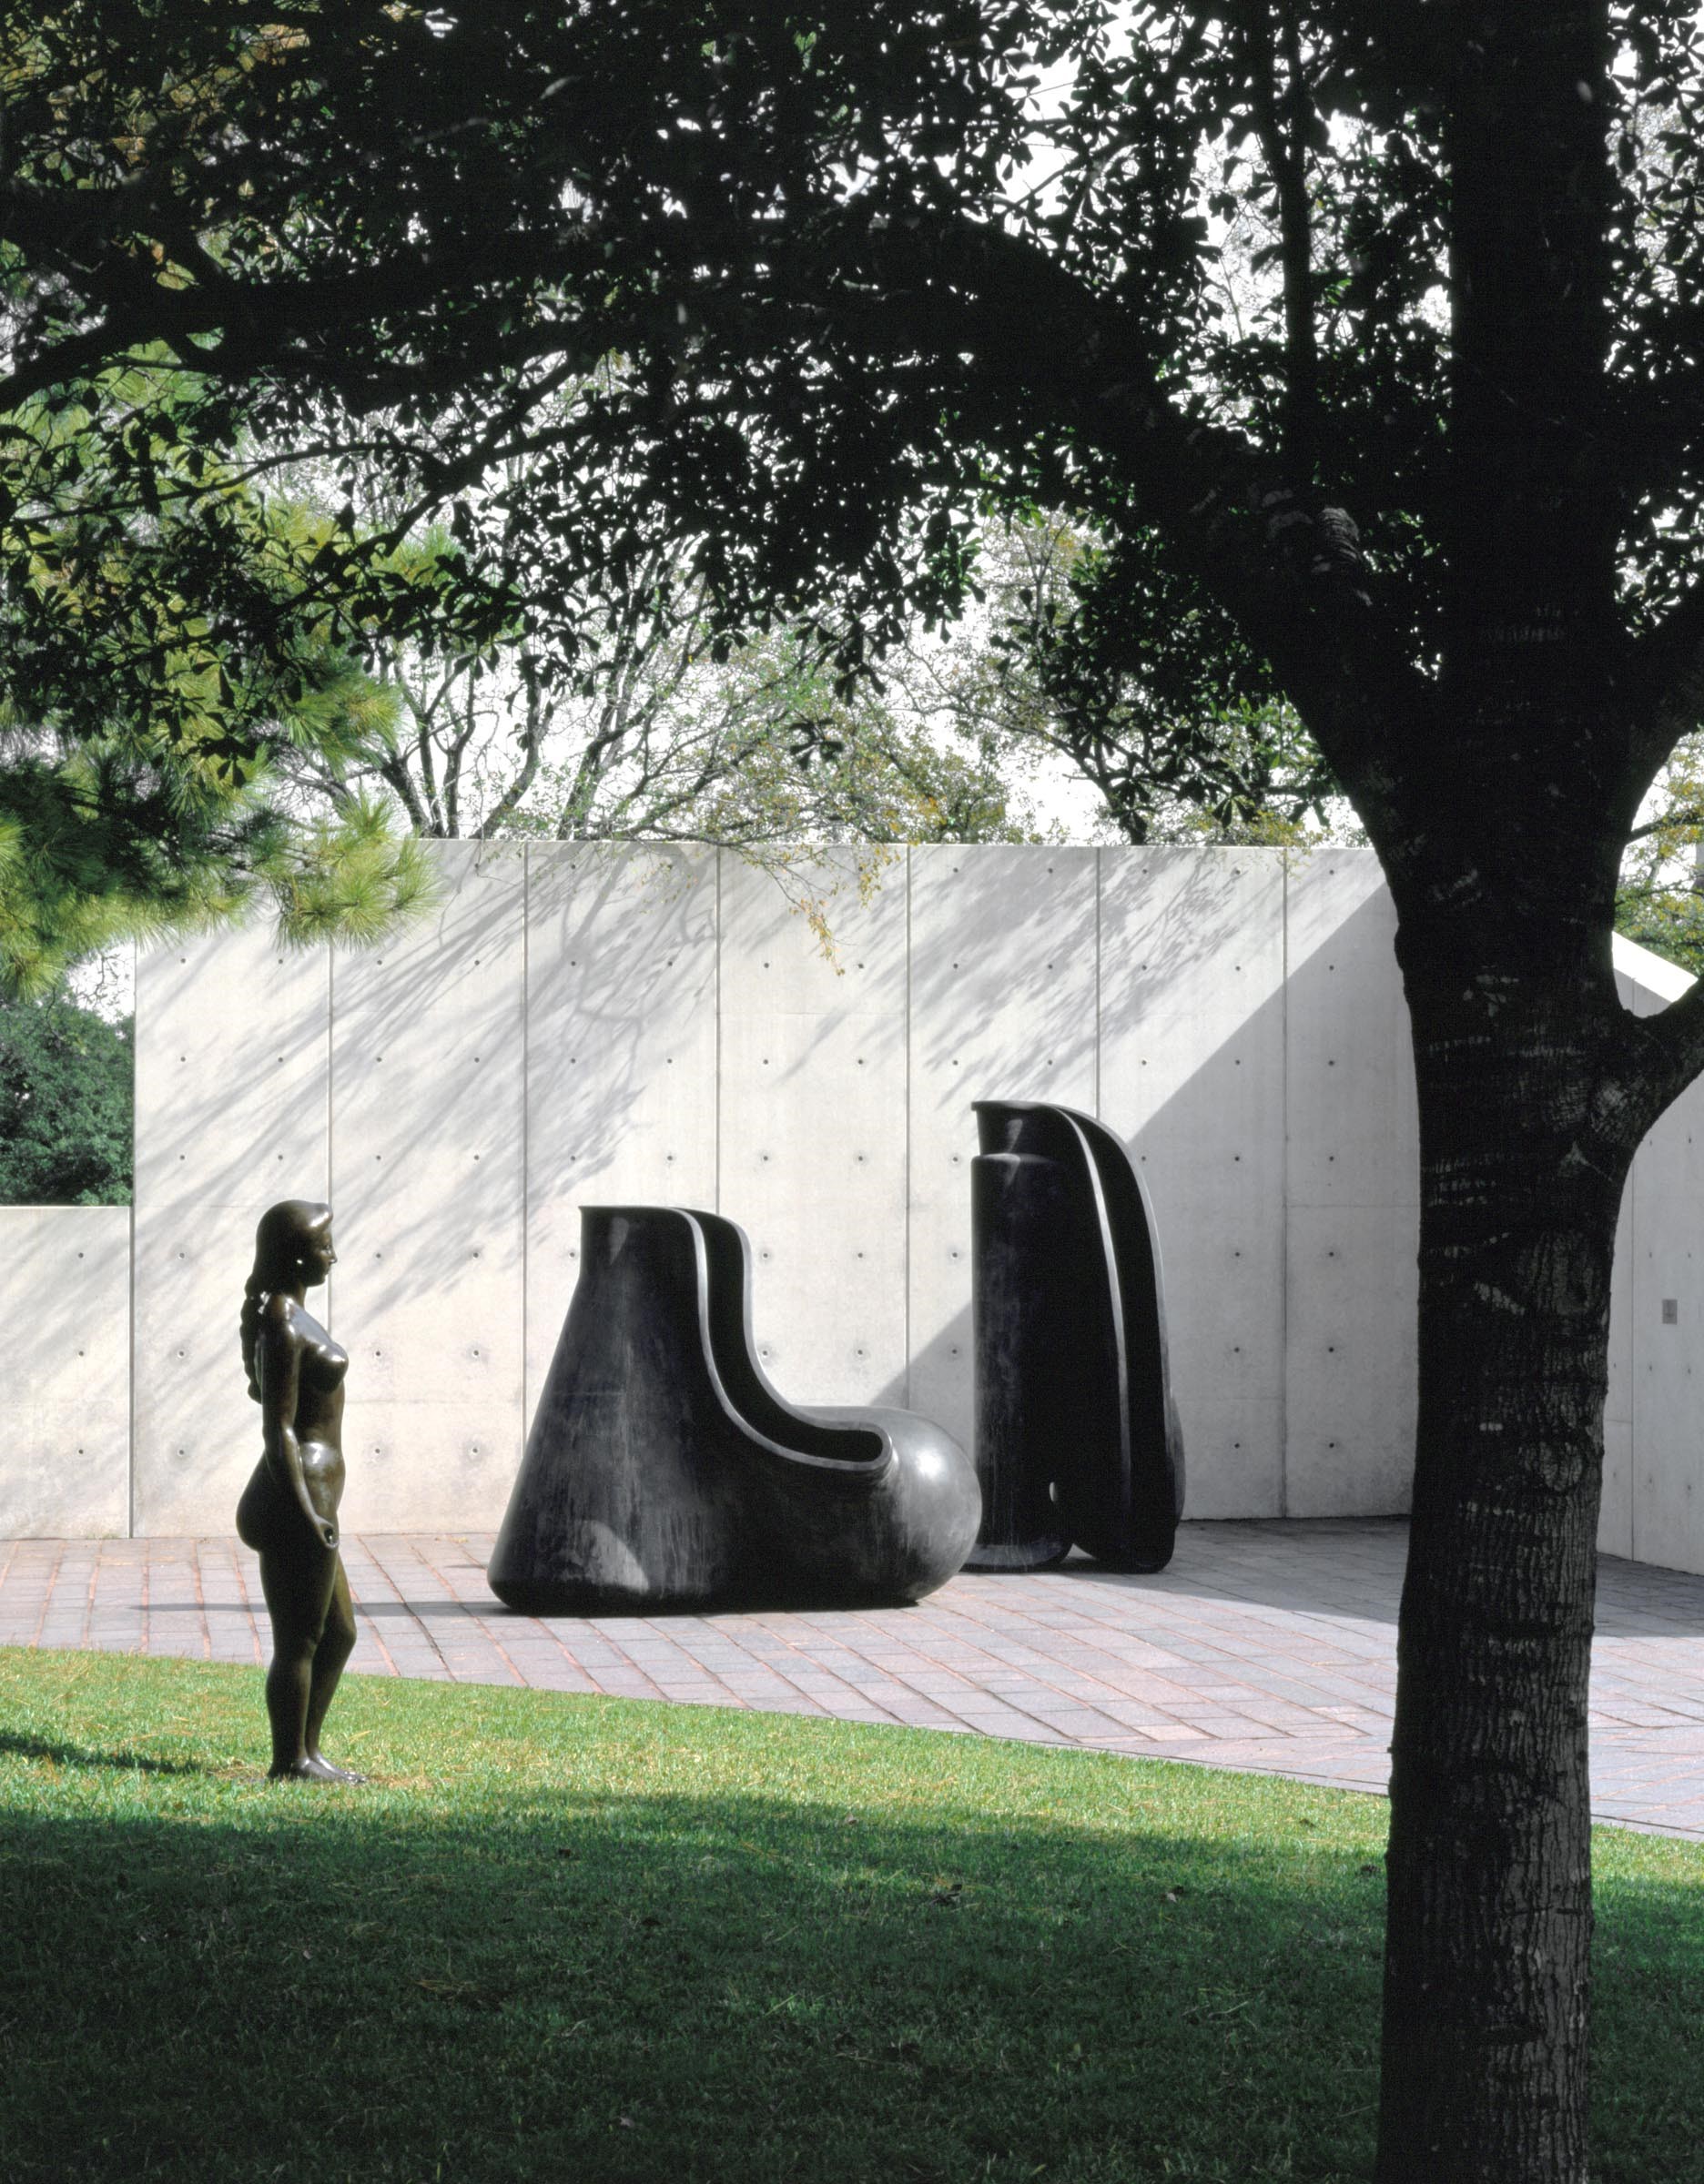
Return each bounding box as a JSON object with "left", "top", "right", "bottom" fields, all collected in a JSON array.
[
  {"left": 969, "top": 1102, "right": 1184, "bottom": 1573},
  {"left": 488, "top": 1206, "right": 980, "bottom": 1613},
  {"left": 235, "top": 1199, "right": 365, "bottom": 1783}
]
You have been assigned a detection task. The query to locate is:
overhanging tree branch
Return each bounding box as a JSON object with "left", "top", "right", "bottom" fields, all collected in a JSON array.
[
  {"left": 1238, "top": 0, "right": 1320, "bottom": 483},
  {"left": 1614, "top": 958, "right": 1704, "bottom": 1130},
  {"left": 852, "top": 210, "right": 1434, "bottom": 810},
  {"left": 1627, "top": 575, "right": 1704, "bottom": 782}
]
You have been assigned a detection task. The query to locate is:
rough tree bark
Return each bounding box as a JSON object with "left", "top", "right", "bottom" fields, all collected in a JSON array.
[
  {"left": 1374, "top": 915, "right": 1637, "bottom": 2179},
  {"left": 1359, "top": 9, "right": 1631, "bottom": 2164}
]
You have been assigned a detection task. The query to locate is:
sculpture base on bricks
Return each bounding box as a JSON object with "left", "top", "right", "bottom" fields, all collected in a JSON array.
[
  {"left": 487, "top": 1206, "right": 981, "bottom": 1613},
  {"left": 968, "top": 1101, "right": 1184, "bottom": 1573}
]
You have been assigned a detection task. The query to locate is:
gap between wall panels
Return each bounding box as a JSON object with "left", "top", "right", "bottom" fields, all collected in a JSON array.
[
  {"left": 1629, "top": 1139, "right": 1639, "bottom": 1569},
  {"left": 1279, "top": 850, "right": 1292, "bottom": 1523},
  {"left": 1092, "top": 845, "right": 1103, "bottom": 1123},
  {"left": 325, "top": 935, "right": 337, "bottom": 1361},
  {"left": 903, "top": 844, "right": 913, "bottom": 1411},
  {"left": 521, "top": 844, "right": 532, "bottom": 1446},
  {"left": 127, "top": 934, "right": 138, "bottom": 1537}
]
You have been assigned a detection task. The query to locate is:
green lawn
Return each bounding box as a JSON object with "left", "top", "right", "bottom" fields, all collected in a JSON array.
[{"left": 1, "top": 1648, "right": 1699, "bottom": 2183}]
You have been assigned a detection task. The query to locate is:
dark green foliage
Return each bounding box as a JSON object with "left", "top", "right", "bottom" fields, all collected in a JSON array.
[
  {"left": 1617, "top": 887, "right": 1704, "bottom": 980},
  {"left": 6, "top": 6, "right": 1699, "bottom": 883},
  {"left": 1004, "top": 531, "right": 1339, "bottom": 841},
  {"left": 0, "top": 987, "right": 133, "bottom": 1205},
  {"left": 4, "top": 7, "right": 1700, "bottom": 860}
]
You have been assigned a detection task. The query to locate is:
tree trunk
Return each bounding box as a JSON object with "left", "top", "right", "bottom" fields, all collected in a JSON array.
[{"left": 1374, "top": 950, "right": 1638, "bottom": 2183}]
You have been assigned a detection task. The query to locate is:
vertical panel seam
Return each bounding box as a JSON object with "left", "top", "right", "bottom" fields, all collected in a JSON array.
[
  {"left": 522, "top": 843, "right": 531, "bottom": 1445},
  {"left": 1629, "top": 1091, "right": 1639, "bottom": 1565},
  {"left": 1280, "top": 849, "right": 1291, "bottom": 1521},
  {"left": 325, "top": 937, "right": 336, "bottom": 1337},
  {"left": 127, "top": 936, "right": 138, "bottom": 1537},
  {"left": 127, "top": 1196, "right": 137, "bottom": 1536},
  {"left": 1094, "top": 845, "right": 1103, "bottom": 1118},
  {"left": 904, "top": 843, "right": 912, "bottom": 1406}
]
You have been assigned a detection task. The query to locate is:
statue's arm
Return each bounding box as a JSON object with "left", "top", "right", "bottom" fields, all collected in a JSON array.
[{"left": 259, "top": 1303, "right": 337, "bottom": 1551}]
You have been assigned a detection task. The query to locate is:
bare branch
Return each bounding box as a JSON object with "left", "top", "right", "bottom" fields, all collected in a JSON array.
[{"left": 478, "top": 679, "right": 547, "bottom": 837}]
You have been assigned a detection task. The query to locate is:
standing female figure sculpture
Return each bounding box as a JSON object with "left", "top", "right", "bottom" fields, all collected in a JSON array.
[{"left": 236, "top": 1199, "right": 364, "bottom": 1783}]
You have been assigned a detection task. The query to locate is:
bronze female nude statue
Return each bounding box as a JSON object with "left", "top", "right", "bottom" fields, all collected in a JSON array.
[{"left": 236, "top": 1199, "right": 365, "bottom": 1784}]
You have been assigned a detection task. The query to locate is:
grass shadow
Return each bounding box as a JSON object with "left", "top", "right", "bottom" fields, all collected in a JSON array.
[
  {"left": 0, "top": 1729, "right": 207, "bottom": 1777},
  {"left": 0, "top": 1647, "right": 1698, "bottom": 2184}
]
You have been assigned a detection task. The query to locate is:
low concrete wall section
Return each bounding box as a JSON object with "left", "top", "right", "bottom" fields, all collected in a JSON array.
[{"left": 1, "top": 1205, "right": 131, "bottom": 1538}]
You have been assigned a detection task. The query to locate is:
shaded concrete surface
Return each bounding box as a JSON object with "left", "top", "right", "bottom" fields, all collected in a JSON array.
[{"left": 3, "top": 1518, "right": 1701, "bottom": 1840}]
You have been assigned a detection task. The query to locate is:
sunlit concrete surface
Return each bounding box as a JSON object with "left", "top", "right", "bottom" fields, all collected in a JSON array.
[
  {"left": 4, "top": 1518, "right": 1701, "bottom": 1839},
  {"left": 5, "top": 844, "right": 1703, "bottom": 1573}
]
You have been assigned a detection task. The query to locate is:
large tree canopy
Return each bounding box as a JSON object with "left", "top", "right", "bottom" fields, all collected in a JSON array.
[{"left": 9, "top": 5, "right": 1704, "bottom": 2179}]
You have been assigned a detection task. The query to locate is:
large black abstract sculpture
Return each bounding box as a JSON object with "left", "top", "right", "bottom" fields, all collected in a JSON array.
[
  {"left": 488, "top": 1206, "right": 981, "bottom": 1613},
  {"left": 969, "top": 1101, "right": 1184, "bottom": 1573}
]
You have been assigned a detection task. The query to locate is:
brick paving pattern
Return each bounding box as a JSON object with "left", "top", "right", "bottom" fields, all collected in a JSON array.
[{"left": 3, "top": 1518, "right": 1701, "bottom": 1839}]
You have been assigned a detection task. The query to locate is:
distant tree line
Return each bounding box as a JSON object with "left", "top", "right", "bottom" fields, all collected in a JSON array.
[{"left": 0, "top": 985, "right": 132, "bottom": 1206}]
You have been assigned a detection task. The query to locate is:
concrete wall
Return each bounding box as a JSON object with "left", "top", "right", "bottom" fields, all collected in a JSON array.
[
  {"left": 131, "top": 920, "right": 330, "bottom": 1533},
  {"left": 6, "top": 844, "right": 1704, "bottom": 1573},
  {"left": 0, "top": 1205, "right": 131, "bottom": 1539}
]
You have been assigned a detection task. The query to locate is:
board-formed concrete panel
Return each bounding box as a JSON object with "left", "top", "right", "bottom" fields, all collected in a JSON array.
[
  {"left": 134, "top": 925, "right": 332, "bottom": 1210},
  {"left": 0, "top": 1208, "right": 130, "bottom": 1536},
  {"left": 1283, "top": 849, "right": 1417, "bottom": 1209},
  {"left": 1100, "top": 848, "right": 1286, "bottom": 1518},
  {"left": 524, "top": 844, "right": 719, "bottom": 1430},
  {"left": 908, "top": 844, "right": 1099, "bottom": 1452},
  {"left": 330, "top": 843, "right": 526, "bottom": 1531},
  {"left": 132, "top": 925, "right": 330, "bottom": 1533},
  {"left": 717, "top": 851, "right": 908, "bottom": 1405},
  {"left": 1283, "top": 1203, "right": 1418, "bottom": 1515},
  {"left": 1283, "top": 849, "right": 1418, "bottom": 1516}
]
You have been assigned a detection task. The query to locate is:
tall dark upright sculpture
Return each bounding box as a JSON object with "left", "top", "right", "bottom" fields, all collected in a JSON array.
[
  {"left": 969, "top": 1102, "right": 1184, "bottom": 1573},
  {"left": 488, "top": 1206, "right": 980, "bottom": 1613},
  {"left": 235, "top": 1198, "right": 365, "bottom": 1783}
]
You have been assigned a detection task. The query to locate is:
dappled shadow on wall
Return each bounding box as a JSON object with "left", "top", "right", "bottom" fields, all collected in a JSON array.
[
  {"left": 527, "top": 844, "right": 720, "bottom": 1206},
  {"left": 329, "top": 845, "right": 529, "bottom": 1314}
]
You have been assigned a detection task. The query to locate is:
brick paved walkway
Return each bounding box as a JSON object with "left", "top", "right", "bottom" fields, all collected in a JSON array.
[{"left": 4, "top": 1519, "right": 1702, "bottom": 1839}]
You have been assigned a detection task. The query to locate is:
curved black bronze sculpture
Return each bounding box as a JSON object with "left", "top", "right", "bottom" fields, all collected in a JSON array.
[
  {"left": 488, "top": 1206, "right": 980, "bottom": 1613},
  {"left": 969, "top": 1102, "right": 1184, "bottom": 1573},
  {"left": 235, "top": 1198, "right": 365, "bottom": 1783}
]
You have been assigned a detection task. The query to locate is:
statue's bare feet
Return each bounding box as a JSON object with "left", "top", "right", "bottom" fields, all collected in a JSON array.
[
  {"left": 307, "top": 1749, "right": 367, "bottom": 1785},
  {"left": 269, "top": 1754, "right": 362, "bottom": 1784}
]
